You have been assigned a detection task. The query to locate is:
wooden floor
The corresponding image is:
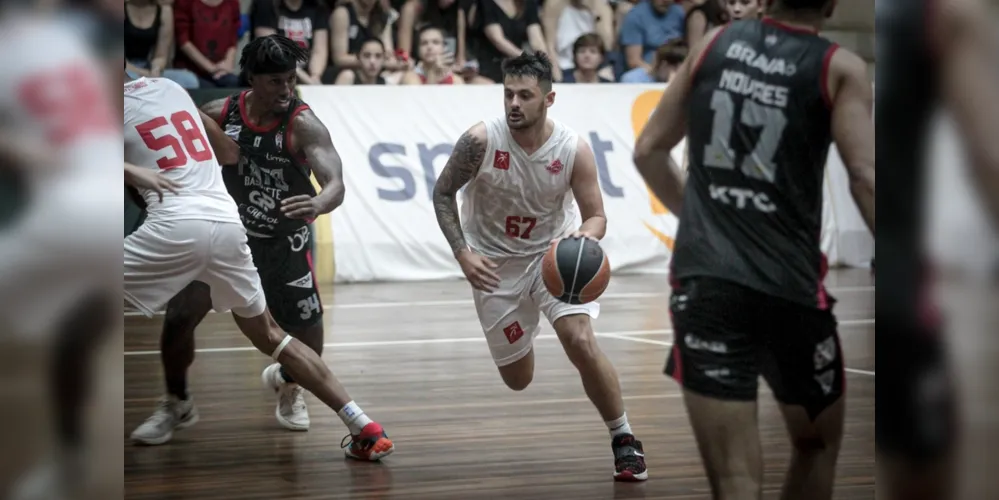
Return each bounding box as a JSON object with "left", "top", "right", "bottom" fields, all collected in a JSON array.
[{"left": 124, "top": 270, "right": 876, "bottom": 500}]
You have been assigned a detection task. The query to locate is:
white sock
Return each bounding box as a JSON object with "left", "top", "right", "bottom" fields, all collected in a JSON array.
[
  {"left": 606, "top": 413, "right": 632, "bottom": 437},
  {"left": 337, "top": 401, "right": 374, "bottom": 435}
]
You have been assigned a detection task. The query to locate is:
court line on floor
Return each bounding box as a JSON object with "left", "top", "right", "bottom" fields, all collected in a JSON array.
[
  {"left": 123, "top": 319, "right": 875, "bottom": 356},
  {"left": 600, "top": 333, "right": 875, "bottom": 378},
  {"left": 123, "top": 286, "right": 874, "bottom": 317}
]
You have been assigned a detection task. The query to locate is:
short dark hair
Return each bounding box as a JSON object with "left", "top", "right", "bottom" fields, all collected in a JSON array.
[
  {"left": 240, "top": 34, "right": 309, "bottom": 77},
  {"left": 501, "top": 51, "right": 554, "bottom": 91},
  {"left": 572, "top": 33, "right": 605, "bottom": 58},
  {"left": 359, "top": 37, "right": 386, "bottom": 53},
  {"left": 417, "top": 24, "right": 445, "bottom": 41},
  {"left": 775, "top": 0, "right": 832, "bottom": 12}
]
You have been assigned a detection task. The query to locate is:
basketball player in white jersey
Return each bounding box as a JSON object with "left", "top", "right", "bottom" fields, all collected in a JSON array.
[
  {"left": 432, "top": 51, "right": 648, "bottom": 482},
  {"left": 124, "top": 76, "right": 394, "bottom": 459},
  {"left": 0, "top": 6, "right": 123, "bottom": 499}
]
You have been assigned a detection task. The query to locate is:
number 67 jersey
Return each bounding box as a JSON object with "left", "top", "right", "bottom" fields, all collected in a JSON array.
[
  {"left": 124, "top": 77, "right": 241, "bottom": 226},
  {"left": 674, "top": 19, "right": 839, "bottom": 309}
]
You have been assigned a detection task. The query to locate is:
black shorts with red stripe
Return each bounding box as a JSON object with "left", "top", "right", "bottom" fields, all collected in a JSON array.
[
  {"left": 246, "top": 224, "right": 323, "bottom": 332},
  {"left": 664, "top": 277, "right": 844, "bottom": 420}
]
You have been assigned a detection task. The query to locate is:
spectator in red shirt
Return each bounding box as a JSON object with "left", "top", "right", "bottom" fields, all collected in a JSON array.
[{"left": 173, "top": 0, "right": 243, "bottom": 87}]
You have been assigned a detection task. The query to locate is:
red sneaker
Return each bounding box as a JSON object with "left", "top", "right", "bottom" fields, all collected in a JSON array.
[{"left": 340, "top": 422, "right": 394, "bottom": 461}]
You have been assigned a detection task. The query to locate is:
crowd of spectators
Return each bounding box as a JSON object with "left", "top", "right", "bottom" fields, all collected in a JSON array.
[{"left": 124, "top": 0, "right": 763, "bottom": 87}]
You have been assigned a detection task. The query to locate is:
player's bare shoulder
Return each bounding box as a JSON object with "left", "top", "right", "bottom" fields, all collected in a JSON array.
[
  {"left": 435, "top": 122, "right": 488, "bottom": 194},
  {"left": 289, "top": 107, "right": 333, "bottom": 150},
  {"left": 200, "top": 97, "right": 230, "bottom": 124},
  {"left": 825, "top": 46, "right": 870, "bottom": 105}
]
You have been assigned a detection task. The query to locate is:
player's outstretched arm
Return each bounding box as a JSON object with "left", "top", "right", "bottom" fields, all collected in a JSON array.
[
  {"left": 570, "top": 137, "right": 607, "bottom": 240},
  {"left": 828, "top": 48, "right": 875, "bottom": 234},
  {"left": 937, "top": 0, "right": 999, "bottom": 227},
  {"left": 633, "top": 25, "right": 723, "bottom": 215},
  {"left": 199, "top": 98, "right": 239, "bottom": 165},
  {"left": 433, "top": 122, "right": 487, "bottom": 256},
  {"left": 285, "top": 108, "right": 345, "bottom": 218}
]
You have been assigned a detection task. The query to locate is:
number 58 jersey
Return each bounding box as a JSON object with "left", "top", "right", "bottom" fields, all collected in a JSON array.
[
  {"left": 124, "top": 77, "right": 241, "bottom": 225},
  {"left": 673, "top": 19, "right": 839, "bottom": 309}
]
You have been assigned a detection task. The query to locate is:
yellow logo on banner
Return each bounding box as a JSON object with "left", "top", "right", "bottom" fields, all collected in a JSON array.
[{"left": 630, "top": 90, "right": 675, "bottom": 250}]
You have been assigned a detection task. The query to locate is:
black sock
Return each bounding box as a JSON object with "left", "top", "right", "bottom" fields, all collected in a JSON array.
[
  {"left": 279, "top": 365, "right": 295, "bottom": 384},
  {"left": 166, "top": 376, "right": 189, "bottom": 401}
]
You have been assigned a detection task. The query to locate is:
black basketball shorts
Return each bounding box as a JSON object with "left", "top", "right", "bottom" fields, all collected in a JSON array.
[
  {"left": 246, "top": 225, "right": 323, "bottom": 332},
  {"left": 664, "top": 277, "right": 844, "bottom": 420}
]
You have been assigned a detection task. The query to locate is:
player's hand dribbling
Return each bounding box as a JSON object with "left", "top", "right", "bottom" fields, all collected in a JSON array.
[
  {"left": 551, "top": 231, "right": 598, "bottom": 245},
  {"left": 456, "top": 249, "right": 501, "bottom": 292},
  {"left": 124, "top": 166, "right": 180, "bottom": 203},
  {"left": 281, "top": 195, "right": 320, "bottom": 219}
]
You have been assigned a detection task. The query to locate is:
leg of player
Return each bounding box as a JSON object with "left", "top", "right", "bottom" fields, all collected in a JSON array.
[
  {"left": 497, "top": 348, "right": 535, "bottom": 391},
  {"left": 552, "top": 314, "right": 648, "bottom": 481},
  {"left": 130, "top": 282, "right": 212, "bottom": 446},
  {"left": 776, "top": 400, "right": 844, "bottom": 500},
  {"left": 681, "top": 390, "right": 764, "bottom": 499},
  {"left": 231, "top": 309, "right": 394, "bottom": 461},
  {"left": 261, "top": 322, "right": 324, "bottom": 432}
]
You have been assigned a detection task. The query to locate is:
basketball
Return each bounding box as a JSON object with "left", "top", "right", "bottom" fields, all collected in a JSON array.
[{"left": 541, "top": 236, "right": 611, "bottom": 304}]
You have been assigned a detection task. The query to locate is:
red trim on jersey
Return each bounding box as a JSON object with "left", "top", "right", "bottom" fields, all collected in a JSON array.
[
  {"left": 817, "top": 253, "right": 830, "bottom": 310},
  {"left": 690, "top": 24, "right": 731, "bottom": 80},
  {"left": 217, "top": 96, "right": 231, "bottom": 126},
  {"left": 762, "top": 17, "right": 818, "bottom": 35},
  {"left": 669, "top": 345, "right": 684, "bottom": 384},
  {"left": 820, "top": 44, "right": 840, "bottom": 110},
  {"left": 238, "top": 91, "right": 282, "bottom": 133},
  {"left": 284, "top": 104, "right": 312, "bottom": 165}
]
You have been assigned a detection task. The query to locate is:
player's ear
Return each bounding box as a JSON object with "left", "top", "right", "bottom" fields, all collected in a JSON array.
[{"left": 545, "top": 90, "right": 556, "bottom": 108}]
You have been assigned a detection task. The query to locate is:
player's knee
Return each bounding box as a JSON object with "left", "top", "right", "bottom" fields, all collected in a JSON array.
[
  {"left": 554, "top": 316, "right": 599, "bottom": 364},
  {"left": 501, "top": 370, "right": 533, "bottom": 391}
]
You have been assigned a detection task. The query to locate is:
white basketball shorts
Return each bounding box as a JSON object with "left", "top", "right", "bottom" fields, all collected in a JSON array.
[
  {"left": 124, "top": 220, "right": 266, "bottom": 318},
  {"left": 472, "top": 252, "right": 600, "bottom": 366}
]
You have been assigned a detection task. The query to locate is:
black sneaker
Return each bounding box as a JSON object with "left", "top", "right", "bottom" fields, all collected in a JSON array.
[{"left": 612, "top": 433, "right": 648, "bottom": 481}]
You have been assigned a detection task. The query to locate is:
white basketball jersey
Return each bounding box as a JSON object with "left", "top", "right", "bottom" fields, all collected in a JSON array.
[
  {"left": 461, "top": 117, "right": 581, "bottom": 258},
  {"left": 124, "top": 77, "right": 241, "bottom": 225},
  {"left": 0, "top": 13, "right": 119, "bottom": 184}
]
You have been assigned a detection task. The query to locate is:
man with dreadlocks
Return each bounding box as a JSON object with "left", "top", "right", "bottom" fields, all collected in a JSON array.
[{"left": 129, "top": 35, "right": 394, "bottom": 462}]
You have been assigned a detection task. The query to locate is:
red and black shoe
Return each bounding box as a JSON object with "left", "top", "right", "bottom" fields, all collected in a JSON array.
[
  {"left": 340, "top": 422, "right": 395, "bottom": 461},
  {"left": 612, "top": 433, "right": 648, "bottom": 481}
]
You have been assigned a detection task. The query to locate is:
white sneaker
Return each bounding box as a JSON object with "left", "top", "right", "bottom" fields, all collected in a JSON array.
[
  {"left": 262, "top": 363, "right": 310, "bottom": 431},
  {"left": 130, "top": 395, "right": 199, "bottom": 445}
]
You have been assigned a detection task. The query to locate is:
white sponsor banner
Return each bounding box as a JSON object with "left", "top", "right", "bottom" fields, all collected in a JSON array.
[{"left": 299, "top": 84, "right": 872, "bottom": 283}]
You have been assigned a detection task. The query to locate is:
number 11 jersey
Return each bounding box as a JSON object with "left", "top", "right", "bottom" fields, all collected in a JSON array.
[
  {"left": 674, "top": 18, "right": 839, "bottom": 309},
  {"left": 124, "top": 77, "right": 241, "bottom": 226}
]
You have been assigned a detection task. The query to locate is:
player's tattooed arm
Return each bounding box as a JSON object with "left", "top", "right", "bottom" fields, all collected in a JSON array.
[
  {"left": 198, "top": 98, "right": 239, "bottom": 165},
  {"left": 829, "top": 49, "right": 875, "bottom": 234},
  {"left": 288, "top": 108, "right": 345, "bottom": 216},
  {"left": 433, "top": 122, "right": 487, "bottom": 256}
]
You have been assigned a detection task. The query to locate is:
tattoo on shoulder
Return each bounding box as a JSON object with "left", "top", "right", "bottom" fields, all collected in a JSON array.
[
  {"left": 437, "top": 130, "right": 486, "bottom": 194},
  {"left": 200, "top": 98, "right": 227, "bottom": 122}
]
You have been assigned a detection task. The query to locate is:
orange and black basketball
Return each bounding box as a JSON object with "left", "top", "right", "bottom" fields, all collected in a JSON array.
[{"left": 541, "top": 236, "right": 610, "bottom": 304}]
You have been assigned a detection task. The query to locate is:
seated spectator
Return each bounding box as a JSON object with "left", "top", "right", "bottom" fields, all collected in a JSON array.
[
  {"left": 396, "top": 0, "right": 461, "bottom": 61},
  {"left": 620, "top": 38, "right": 685, "bottom": 83},
  {"left": 726, "top": 0, "right": 761, "bottom": 21},
  {"left": 541, "top": 0, "right": 613, "bottom": 78},
  {"left": 335, "top": 38, "right": 390, "bottom": 84},
  {"left": 561, "top": 33, "right": 613, "bottom": 83},
  {"left": 619, "top": 0, "right": 685, "bottom": 82},
  {"left": 251, "top": 0, "right": 333, "bottom": 84},
  {"left": 332, "top": 0, "right": 409, "bottom": 80},
  {"left": 684, "top": 0, "right": 726, "bottom": 49},
  {"left": 401, "top": 25, "right": 465, "bottom": 84},
  {"left": 463, "top": 0, "right": 552, "bottom": 83},
  {"left": 174, "top": 0, "right": 242, "bottom": 88},
  {"left": 124, "top": 0, "right": 199, "bottom": 88}
]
